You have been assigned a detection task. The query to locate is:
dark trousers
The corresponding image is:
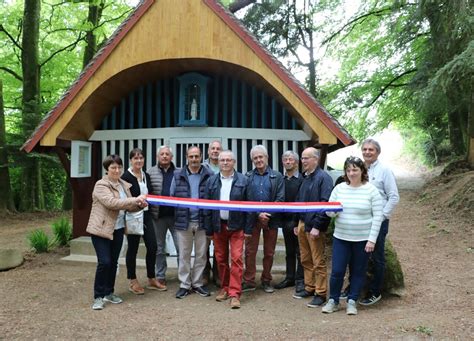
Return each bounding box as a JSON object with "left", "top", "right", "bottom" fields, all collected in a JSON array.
[
  {"left": 91, "top": 228, "right": 124, "bottom": 299},
  {"left": 368, "top": 219, "right": 389, "bottom": 296},
  {"left": 126, "top": 213, "right": 157, "bottom": 279},
  {"left": 329, "top": 237, "right": 369, "bottom": 303},
  {"left": 282, "top": 223, "right": 304, "bottom": 283}
]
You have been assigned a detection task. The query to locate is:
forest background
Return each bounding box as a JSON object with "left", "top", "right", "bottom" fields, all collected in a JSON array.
[{"left": 0, "top": 0, "right": 472, "bottom": 213}]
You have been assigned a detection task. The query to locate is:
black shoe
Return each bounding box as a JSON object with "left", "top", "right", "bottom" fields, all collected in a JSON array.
[
  {"left": 307, "top": 295, "right": 326, "bottom": 307},
  {"left": 359, "top": 294, "right": 381, "bottom": 306},
  {"left": 295, "top": 280, "right": 305, "bottom": 293},
  {"left": 274, "top": 279, "right": 295, "bottom": 290},
  {"left": 262, "top": 282, "right": 275, "bottom": 293},
  {"left": 175, "top": 288, "right": 190, "bottom": 299},
  {"left": 292, "top": 289, "right": 314, "bottom": 299},
  {"left": 192, "top": 286, "right": 211, "bottom": 297},
  {"left": 241, "top": 282, "right": 256, "bottom": 292}
]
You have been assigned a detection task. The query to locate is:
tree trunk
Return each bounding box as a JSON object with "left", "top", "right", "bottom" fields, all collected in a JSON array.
[
  {"left": 82, "top": 0, "right": 105, "bottom": 67},
  {"left": 447, "top": 109, "right": 466, "bottom": 156},
  {"left": 307, "top": 30, "right": 317, "bottom": 96},
  {"left": 468, "top": 89, "right": 474, "bottom": 167},
  {"left": 60, "top": 0, "right": 105, "bottom": 211},
  {"left": 19, "top": 0, "right": 43, "bottom": 211},
  {"left": 0, "top": 80, "right": 15, "bottom": 212}
]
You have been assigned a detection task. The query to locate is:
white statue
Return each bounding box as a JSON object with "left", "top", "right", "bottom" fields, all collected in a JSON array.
[{"left": 190, "top": 98, "right": 197, "bottom": 120}]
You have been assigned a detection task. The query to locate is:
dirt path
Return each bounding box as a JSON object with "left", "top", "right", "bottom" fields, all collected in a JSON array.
[{"left": 0, "top": 177, "right": 473, "bottom": 339}]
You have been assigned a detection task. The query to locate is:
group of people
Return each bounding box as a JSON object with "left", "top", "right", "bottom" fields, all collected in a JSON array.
[{"left": 87, "top": 138, "right": 399, "bottom": 315}]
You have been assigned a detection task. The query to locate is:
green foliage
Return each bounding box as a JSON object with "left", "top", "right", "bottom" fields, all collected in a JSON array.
[
  {"left": 28, "top": 229, "right": 51, "bottom": 253},
  {"left": 318, "top": 0, "right": 472, "bottom": 162},
  {"left": 0, "top": 0, "right": 134, "bottom": 211},
  {"left": 415, "top": 325, "right": 433, "bottom": 336},
  {"left": 52, "top": 217, "right": 72, "bottom": 247}
]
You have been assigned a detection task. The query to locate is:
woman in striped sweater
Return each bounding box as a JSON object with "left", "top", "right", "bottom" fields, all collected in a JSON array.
[{"left": 322, "top": 156, "right": 383, "bottom": 315}]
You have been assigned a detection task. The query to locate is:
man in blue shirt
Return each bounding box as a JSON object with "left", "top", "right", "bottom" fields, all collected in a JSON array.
[{"left": 171, "top": 146, "right": 213, "bottom": 299}]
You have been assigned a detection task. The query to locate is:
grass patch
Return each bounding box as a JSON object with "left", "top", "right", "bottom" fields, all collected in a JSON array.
[
  {"left": 51, "top": 217, "right": 72, "bottom": 246},
  {"left": 27, "top": 229, "right": 51, "bottom": 253},
  {"left": 415, "top": 325, "right": 433, "bottom": 336}
]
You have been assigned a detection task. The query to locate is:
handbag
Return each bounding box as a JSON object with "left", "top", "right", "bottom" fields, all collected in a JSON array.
[{"left": 125, "top": 210, "right": 144, "bottom": 235}]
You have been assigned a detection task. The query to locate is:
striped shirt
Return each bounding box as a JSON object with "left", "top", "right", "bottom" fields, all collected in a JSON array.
[{"left": 329, "top": 182, "right": 383, "bottom": 243}]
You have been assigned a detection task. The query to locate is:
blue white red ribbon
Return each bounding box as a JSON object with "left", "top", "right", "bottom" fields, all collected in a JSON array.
[{"left": 146, "top": 195, "right": 342, "bottom": 213}]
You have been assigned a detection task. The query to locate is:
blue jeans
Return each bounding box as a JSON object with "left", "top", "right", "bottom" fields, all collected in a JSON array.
[
  {"left": 91, "top": 228, "right": 124, "bottom": 299},
  {"left": 368, "top": 219, "right": 389, "bottom": 296},
  {"left": 329, "top": 237, "right": 369, "bottom": 303}
]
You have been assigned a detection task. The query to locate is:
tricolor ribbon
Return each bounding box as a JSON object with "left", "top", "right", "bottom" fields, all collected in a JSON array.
[{"left": 146, "top": 195, "right": 342, "bottom": 213}]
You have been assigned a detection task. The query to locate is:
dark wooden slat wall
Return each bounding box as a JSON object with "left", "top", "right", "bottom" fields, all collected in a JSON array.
[{"left": 100, "top": 74, "right": 300, "bottom": 131}]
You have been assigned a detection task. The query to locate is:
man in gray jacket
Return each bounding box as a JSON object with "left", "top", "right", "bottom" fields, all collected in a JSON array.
[{"left": 147, "top": 146, "right": 179, "bottom": 290}]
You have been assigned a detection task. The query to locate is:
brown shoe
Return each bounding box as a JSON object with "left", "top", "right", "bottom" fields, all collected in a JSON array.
[
  {"left": 230, "top": 297, "right": 241, "bottom": 309},
  {"left": 129, "top": 279, "right": 145, "bottom": 295},
  {"left": 147, "top": 278, "right": 167, "bottom": 291},
  {"left": 215, "top": 289, "right": 229, "bottom": 302}
]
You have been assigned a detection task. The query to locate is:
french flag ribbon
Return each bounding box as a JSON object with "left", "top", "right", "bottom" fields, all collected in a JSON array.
[{"left": 146, "top": 195, "right": 342, "bottom": 213}]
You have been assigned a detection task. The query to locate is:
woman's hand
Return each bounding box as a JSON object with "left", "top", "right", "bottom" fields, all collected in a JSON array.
[
  {"left": 136, "top": 195, "right": 148, "bottom": 208},
  {"left": 365, "top": 241, "right": 375, "bottom": 253}
]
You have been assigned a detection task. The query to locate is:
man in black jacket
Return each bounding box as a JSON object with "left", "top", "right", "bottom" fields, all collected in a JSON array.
[
  {"left": 242, "top": 145, "right": 285, "bottom": 293},
  {"left": 274, "top": 151, "right": 304, "bottom": 292},
  {"left": 170, "top": 146, "right": 213, "bottom": 299},
  {"left": 292, "top": 147, "right": 333, "bottom": 308},
  {"left": 205, "top": 150, "right": 252, "bottom": 309}
]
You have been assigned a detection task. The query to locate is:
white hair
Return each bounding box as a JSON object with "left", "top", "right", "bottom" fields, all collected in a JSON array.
[
  {"left": 157, "top": 145, "right": 173, "bottom": 155},
  {"left": 250, "top": 145, "right": 268, "bottom": 158}
]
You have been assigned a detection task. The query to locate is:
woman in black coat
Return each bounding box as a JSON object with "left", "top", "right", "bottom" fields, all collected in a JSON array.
[{"left": 122, "top": 148, "right": 165, "bottom": 294}]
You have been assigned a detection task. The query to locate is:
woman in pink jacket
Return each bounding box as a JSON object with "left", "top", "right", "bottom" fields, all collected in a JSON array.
[{"left": 86, "top": 155, "right": 147, "bottom": 310}]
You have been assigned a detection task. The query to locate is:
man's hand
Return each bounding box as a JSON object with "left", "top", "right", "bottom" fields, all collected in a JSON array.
[
  {"left": 258, "top": 212, "right": 271, "bottom": 223},
  {"left": 309, "top": 228, "right": 320, "bottom": 239}
]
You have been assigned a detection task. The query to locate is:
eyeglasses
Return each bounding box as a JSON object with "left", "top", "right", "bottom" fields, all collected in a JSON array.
[
  {"left": 301, "top": 156, "right": 316, "bottom": 161},
  {"left": 347, "top": 156, "right": 362, "bottom": 162},
  {"left": 218, "top": 158, "right": 234, "bottom": 163}
]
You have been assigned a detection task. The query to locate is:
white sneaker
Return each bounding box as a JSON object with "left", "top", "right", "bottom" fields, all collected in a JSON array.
[
  {"left": 92, "top": 297, "right": 104, "bottom": 310},
  {"left": 346, "top": 299, "right": 358, "bottom": 315},
  {"left": 103, "top": 294, "right": 123, "bottom": 304},
  {"left": 321, "top": 298, "right": 339, "bottom": 313}
]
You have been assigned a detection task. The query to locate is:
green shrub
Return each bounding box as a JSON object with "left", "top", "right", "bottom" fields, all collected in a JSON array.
[
  {"left": 28, "top": 229, "right": 51, "bottom": 253},
  {"left": 52, "top": 217, "right": 72, "bottom": 246}
]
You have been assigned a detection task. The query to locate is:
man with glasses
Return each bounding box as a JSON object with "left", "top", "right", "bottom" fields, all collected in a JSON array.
[
  {"left": 204, "top": 150, "right": 252, "bottom": 309},
  {"left": 293, "top": 147, "right": 333, "bottom": 308},
  {"left": 242, "top": 145, "right": 285, "bottom": 293}
]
